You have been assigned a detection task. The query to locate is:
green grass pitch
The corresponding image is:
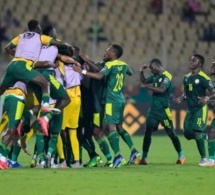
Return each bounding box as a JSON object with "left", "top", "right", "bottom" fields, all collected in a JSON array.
[{"left": 0, "top": 135, "right": 213, "bottom": 195}]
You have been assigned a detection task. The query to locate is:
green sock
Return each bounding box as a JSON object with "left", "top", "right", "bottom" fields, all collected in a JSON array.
[
  {"left": 118, "top": 128, "right": 135, "bottom": 151},
  {"left": 195, "top": 134, "right": 206, "bottom": 158},
  {"left": 142, "top": 133, "right": 151, "bottom": 159},
  {"left": 97, "top": 137, "right": 112, "bottom": 161},
  {"left": 36, "top": 131, "right": 45, "bottom": 162},
  {"left": 168, "top": 133, "right": 184, "bottom": 158},
  {"left": 42, "top": 93, "right": 50, "bottom": 105},
  {"left": 47, "top": 134, "right": 58, "bottom": 156},
  {"left": 45, "top": 112, "right": 53, "bottom": 121},
  {"left": 107, "top": 131, "right": 120, "bottom": 156},
  {"left": 208, "top": 140, "right": 215, "bottom": 160},
  {"left": 11, "top": 142, "right": 21, "bottom": 162},
  {"left": 0, "top": 141, "right": 11, "bottom": 157}
]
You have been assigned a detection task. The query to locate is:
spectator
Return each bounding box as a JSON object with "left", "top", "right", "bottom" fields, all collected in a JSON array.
[
  {"left": 201, "top": 23, "right": 215, "bottom": 42},
  {"left": 0, "top": 9, "right": 19, "bottom": 54},
  {"left": 187, "top": 0, "right": 200, "bottom": 13},
  {"left": 87, "top": 19, "right": 107, "bottom": 42},
  {"left": 212, "top": 0, "right": 215, "bottom": 8},
  {"left": 181, "top": 2, "right": 196, "bottom": 24},
  {"left": 150, "top": 0, "right": 163, "bottom": 15}
]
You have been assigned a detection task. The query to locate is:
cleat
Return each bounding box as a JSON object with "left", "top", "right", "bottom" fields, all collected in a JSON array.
[
  {"left": 17, "top": 139, "right": 31, "bottom": 155},
  {"left": 30, "top": 159, "right": 37, "bottom": 168},
  {"left": 7, "top": 159, "right": 23, "bottom": 168},
  {"left": 71, "top": 161, "right": 82, "bottom": 169},
  {"left": 84, "top": 156, "right": 102, "bottom": 167},
  {"left": 16, "top": 120, "right": 23, "bottom": 136},
  {"left": 41, "top": 107, "right": 61, "bottom": 114},
  {"left": 0, "top": 160, "right": 9, "bottom": 169},
  {"left": 176, "top": 157, "right": 186, "bottom": 164},
  {"left": 57, "top": 160, "right": 67, "bottom": 169},
  {"left": 45, "top": 154, "right": 51, "bottom": 168},
  {"left": 134, "top": 158, "right": 148, "bottom": 165},
  {"left": 51, "top": 164, "right": 58, "bottom": 168},
  {"left": 36, "top": 162, "right": 45, "bottom": 169},
  {"left": 199, "top": 160, "right": 214, "bottom": 167},
  {"left": 128, "top": 149, "right": 140, "bottom": 164},
  {"left": 104, "top": 161, "right": 113, "bottom": 168},
  {"left": 198, "top": 159, "right": 208, "bottom": 166},
  {"left": 113, "top": 155, "right": 125, "bottom": 168},
  {"left": 0, "top": 164, "right": 4, "bottom": 170},
  {"left": 38, "top": 117, "right": 49, "bottom": 136}
]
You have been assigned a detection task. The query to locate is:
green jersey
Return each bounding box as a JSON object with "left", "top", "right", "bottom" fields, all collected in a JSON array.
[
  {"left": 100, "top": 60, "right": 132, "bottom": 103},
  {"left": 146, "top": 71, "right": 172, "bottom": 110},
  {"left": 183, "top": 71, "right": 214, "bottom": 112}
]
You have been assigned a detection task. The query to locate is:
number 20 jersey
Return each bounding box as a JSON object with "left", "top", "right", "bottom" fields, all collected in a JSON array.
[{"left": 100, "top": 59, "right": 132, "bottom": 104}]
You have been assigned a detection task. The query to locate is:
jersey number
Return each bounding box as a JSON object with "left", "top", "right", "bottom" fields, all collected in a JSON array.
[
  {"left": 188, "top": 84, "right": 193, "bottom": 91},
  {"left": 113, "top": 73, "right": 124, "bottom": 92}
]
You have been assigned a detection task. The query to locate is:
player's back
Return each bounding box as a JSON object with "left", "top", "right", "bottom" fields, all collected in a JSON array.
[{"left": 15, "top": 32, "right": 42, "bottom": 61}]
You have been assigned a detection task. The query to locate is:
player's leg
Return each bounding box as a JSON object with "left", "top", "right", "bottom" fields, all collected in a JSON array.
[
  {"left": 205, "top": 117, "right": 215, "bottom": 166},
  {"left": 134, "top": 116, "right": 158, "bottom": 165},
  {"left": 38, "top": 73, "right": 70, "bottom": 135},
  {"left": 105, "top": 103, "right": 126, "bottom": 168},
  {"left": 0, "top": 96, "right": 25, "bottom": 168},
  {"left": 92, "top": 111, "right": 112, "bottom": 167},
  {"left": 45, "top": 112, "right": 63, "bottom": 168},
  {"left": 0, "top": 112, "right": 9, "bottom": 134},
  {"left": 163, "top": 120, "right": 185, "bottom": 164},
  {"left": 190, "top": 106, "right": 208, "bottom": 166}
]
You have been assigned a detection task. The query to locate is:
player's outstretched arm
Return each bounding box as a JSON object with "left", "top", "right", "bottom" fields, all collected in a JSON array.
[
  {"left": 57, "top": 54, "right": 81, "bottom": 67},
  {"left": 80, "top": 53, "right": 101, "bottom": 72}
]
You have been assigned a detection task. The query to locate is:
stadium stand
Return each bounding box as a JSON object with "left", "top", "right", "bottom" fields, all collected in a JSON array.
[{"left": 0, "top": 0, "right": 214, "bottom": 86}]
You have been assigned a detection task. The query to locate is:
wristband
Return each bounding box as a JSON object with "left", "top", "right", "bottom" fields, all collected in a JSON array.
[
  {"left": 204, "top": 96, "right": 209, "bottom": 102},
  {"left": 82, "top": 70, "right": 87, "bottom": 75},
  {"left": 140, "top": 68, "right": 143, "bottom": 72}
]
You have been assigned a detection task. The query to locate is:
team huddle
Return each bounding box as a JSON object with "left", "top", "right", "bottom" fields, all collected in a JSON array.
[{"left": 0, "top": 19, "right": 214, "bottom": 170}]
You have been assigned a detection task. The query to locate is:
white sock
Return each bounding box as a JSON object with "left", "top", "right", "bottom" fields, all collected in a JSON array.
[
  {"left": 0, "top": 155, "right": 7, "bottom": 162},
  {"left": 51, "top": 158, "right": 54, "bottom": 165},
  {"left": 33, "top": 154, "right": 37, "bottom": 160},
  {"left": 42, "top": 102, "right": 50, "bottom": 108}
]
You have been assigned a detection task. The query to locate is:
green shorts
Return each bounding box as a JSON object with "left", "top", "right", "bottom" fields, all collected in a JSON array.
[
  {"left": 30, "top": 70, "right": 67, "bottom": 102},
  {"left": 1, "top": 60, "right": 39, "bottom": 87},
  {"left": 146, "top": 107, "right": 174, "bottom": 131},
  {"left": 184, "top": 105, "right": 208, "bottom": 133},
  {"left": 105, "top": 102, "right": 125, "bottom": 125},
  {"left": 4, "top": 95, "right": 25, "bottom": 128}
]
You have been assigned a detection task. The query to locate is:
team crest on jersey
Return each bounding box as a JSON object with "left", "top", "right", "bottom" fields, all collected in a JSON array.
[
  {"left": 163, "top": 78, "right": 169, "bottom": 84},
  {"left": 159, "top": 78, "right": 162, "bottom": 82},
  {"left": 209, "top": 81, "right": 213, "bottom": 88},
  {"left": 195, "top": 79, "right": 199, "bottom": 84},
  {"left": 23, "top": 32, "right": 35, "bottom": 39}
]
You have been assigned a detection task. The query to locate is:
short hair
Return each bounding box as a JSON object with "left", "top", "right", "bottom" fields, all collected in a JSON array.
[
  {"left": 27, "top": 19, "right": 39, "bottom": 31},
  {"left": 112, "top": 44, "right": 123, "bottom": 58},
  {"left": 149, "top": 58, "right": 162, "bottom": 66},
  {"left": 43, "top": 25, "right": 53, "bottom": 35},
  {"left": 193, "top": 54, "right": 204, "bottom": 66}
]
